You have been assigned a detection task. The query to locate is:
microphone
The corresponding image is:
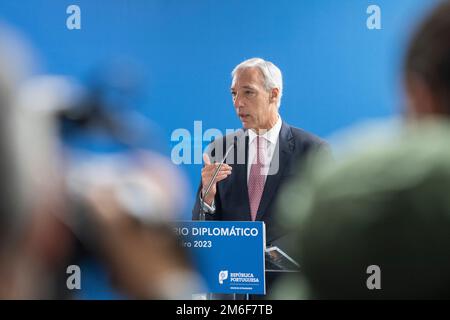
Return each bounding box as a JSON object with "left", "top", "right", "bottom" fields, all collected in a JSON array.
[{"left": 199, "top": 136, "right": 237, "bottom": 221}]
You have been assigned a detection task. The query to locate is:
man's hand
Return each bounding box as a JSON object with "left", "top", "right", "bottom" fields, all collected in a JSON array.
[{"left": 201, "top": 153, "right": 232, "bottom": 205}]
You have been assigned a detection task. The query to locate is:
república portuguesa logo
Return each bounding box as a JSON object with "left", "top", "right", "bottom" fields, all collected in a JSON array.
[{"left": 218, "top": 270, "right": 228, "bottom": 285}]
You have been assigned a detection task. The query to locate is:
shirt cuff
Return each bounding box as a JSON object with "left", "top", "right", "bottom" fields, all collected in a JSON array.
[{"left": 199, "top": 194, "right": 216, "bottom": 214}]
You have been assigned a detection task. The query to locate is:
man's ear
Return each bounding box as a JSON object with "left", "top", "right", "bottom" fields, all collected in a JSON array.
[{"left": 270, "top": 88, "right": 280, "bottom": 104}]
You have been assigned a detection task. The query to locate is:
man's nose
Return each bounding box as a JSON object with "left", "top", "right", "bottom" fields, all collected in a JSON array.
[{"left": 233, "top": 94, "right": 243, "bottom": 109}]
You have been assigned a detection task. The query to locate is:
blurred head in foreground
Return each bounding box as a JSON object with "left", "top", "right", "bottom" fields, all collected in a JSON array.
[{"left": 275, "top": 1, "right": 450, "bottom": 299}]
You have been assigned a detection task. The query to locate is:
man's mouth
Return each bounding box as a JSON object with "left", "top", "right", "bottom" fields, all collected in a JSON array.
[{"left": 239, "top": 114, "right": 250, "bottom": 120}]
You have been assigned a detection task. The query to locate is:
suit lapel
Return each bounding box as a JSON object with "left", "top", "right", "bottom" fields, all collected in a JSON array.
[
  {"left": 256, "top": 122, "right": 294, "bottom": 220},
  {"left": 220, "top": 130, "right": 251, "bottom": 220}
]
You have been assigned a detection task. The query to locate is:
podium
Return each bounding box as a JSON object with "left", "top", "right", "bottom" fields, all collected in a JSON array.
[{"left": 175, "top": 221, "right": 299, "bottom": 299}]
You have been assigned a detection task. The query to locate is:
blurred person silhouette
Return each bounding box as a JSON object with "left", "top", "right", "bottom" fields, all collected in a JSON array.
[
  {"left": 56, "top": 62, "right": 203, "bottom": 299},
  {"left": 0, "top": 25, "right": 76, "bottom": 299},
  {"left": 0, "top": 24, "right": 202, "bottom": 299},
  {"left": 273, "top": 0, "right": 450, "bottom": 299}
]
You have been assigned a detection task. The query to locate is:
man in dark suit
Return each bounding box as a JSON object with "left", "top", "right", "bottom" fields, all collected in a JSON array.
[{"left": 192, "top": 57, "right": 327, "bottom": 246}]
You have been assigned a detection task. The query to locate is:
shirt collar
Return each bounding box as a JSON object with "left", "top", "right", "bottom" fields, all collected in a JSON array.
[{"left": 248, "top": 115, "right": 282, "bottom": 146}]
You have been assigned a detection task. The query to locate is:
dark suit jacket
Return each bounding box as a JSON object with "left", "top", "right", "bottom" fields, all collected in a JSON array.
[{"left": 192, "top": 121, "right": 328, "bottom": 245}]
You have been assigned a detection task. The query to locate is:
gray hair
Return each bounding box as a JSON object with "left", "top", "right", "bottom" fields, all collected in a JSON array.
[{"left": 231, "top": 58, "right": 283, "bottom": 108}]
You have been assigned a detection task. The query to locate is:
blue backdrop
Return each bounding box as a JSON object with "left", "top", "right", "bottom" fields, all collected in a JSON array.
[
  {"left": 0, "top": 0, "right": 439, "bottom": 218},
  {"left": 0, "top": 0, "right": 442, "bottom": 299}
]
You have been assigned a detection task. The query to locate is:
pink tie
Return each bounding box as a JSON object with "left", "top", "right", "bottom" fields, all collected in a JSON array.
[{"left": 248, "top": 136, "right": 267, "bottom": 221}]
